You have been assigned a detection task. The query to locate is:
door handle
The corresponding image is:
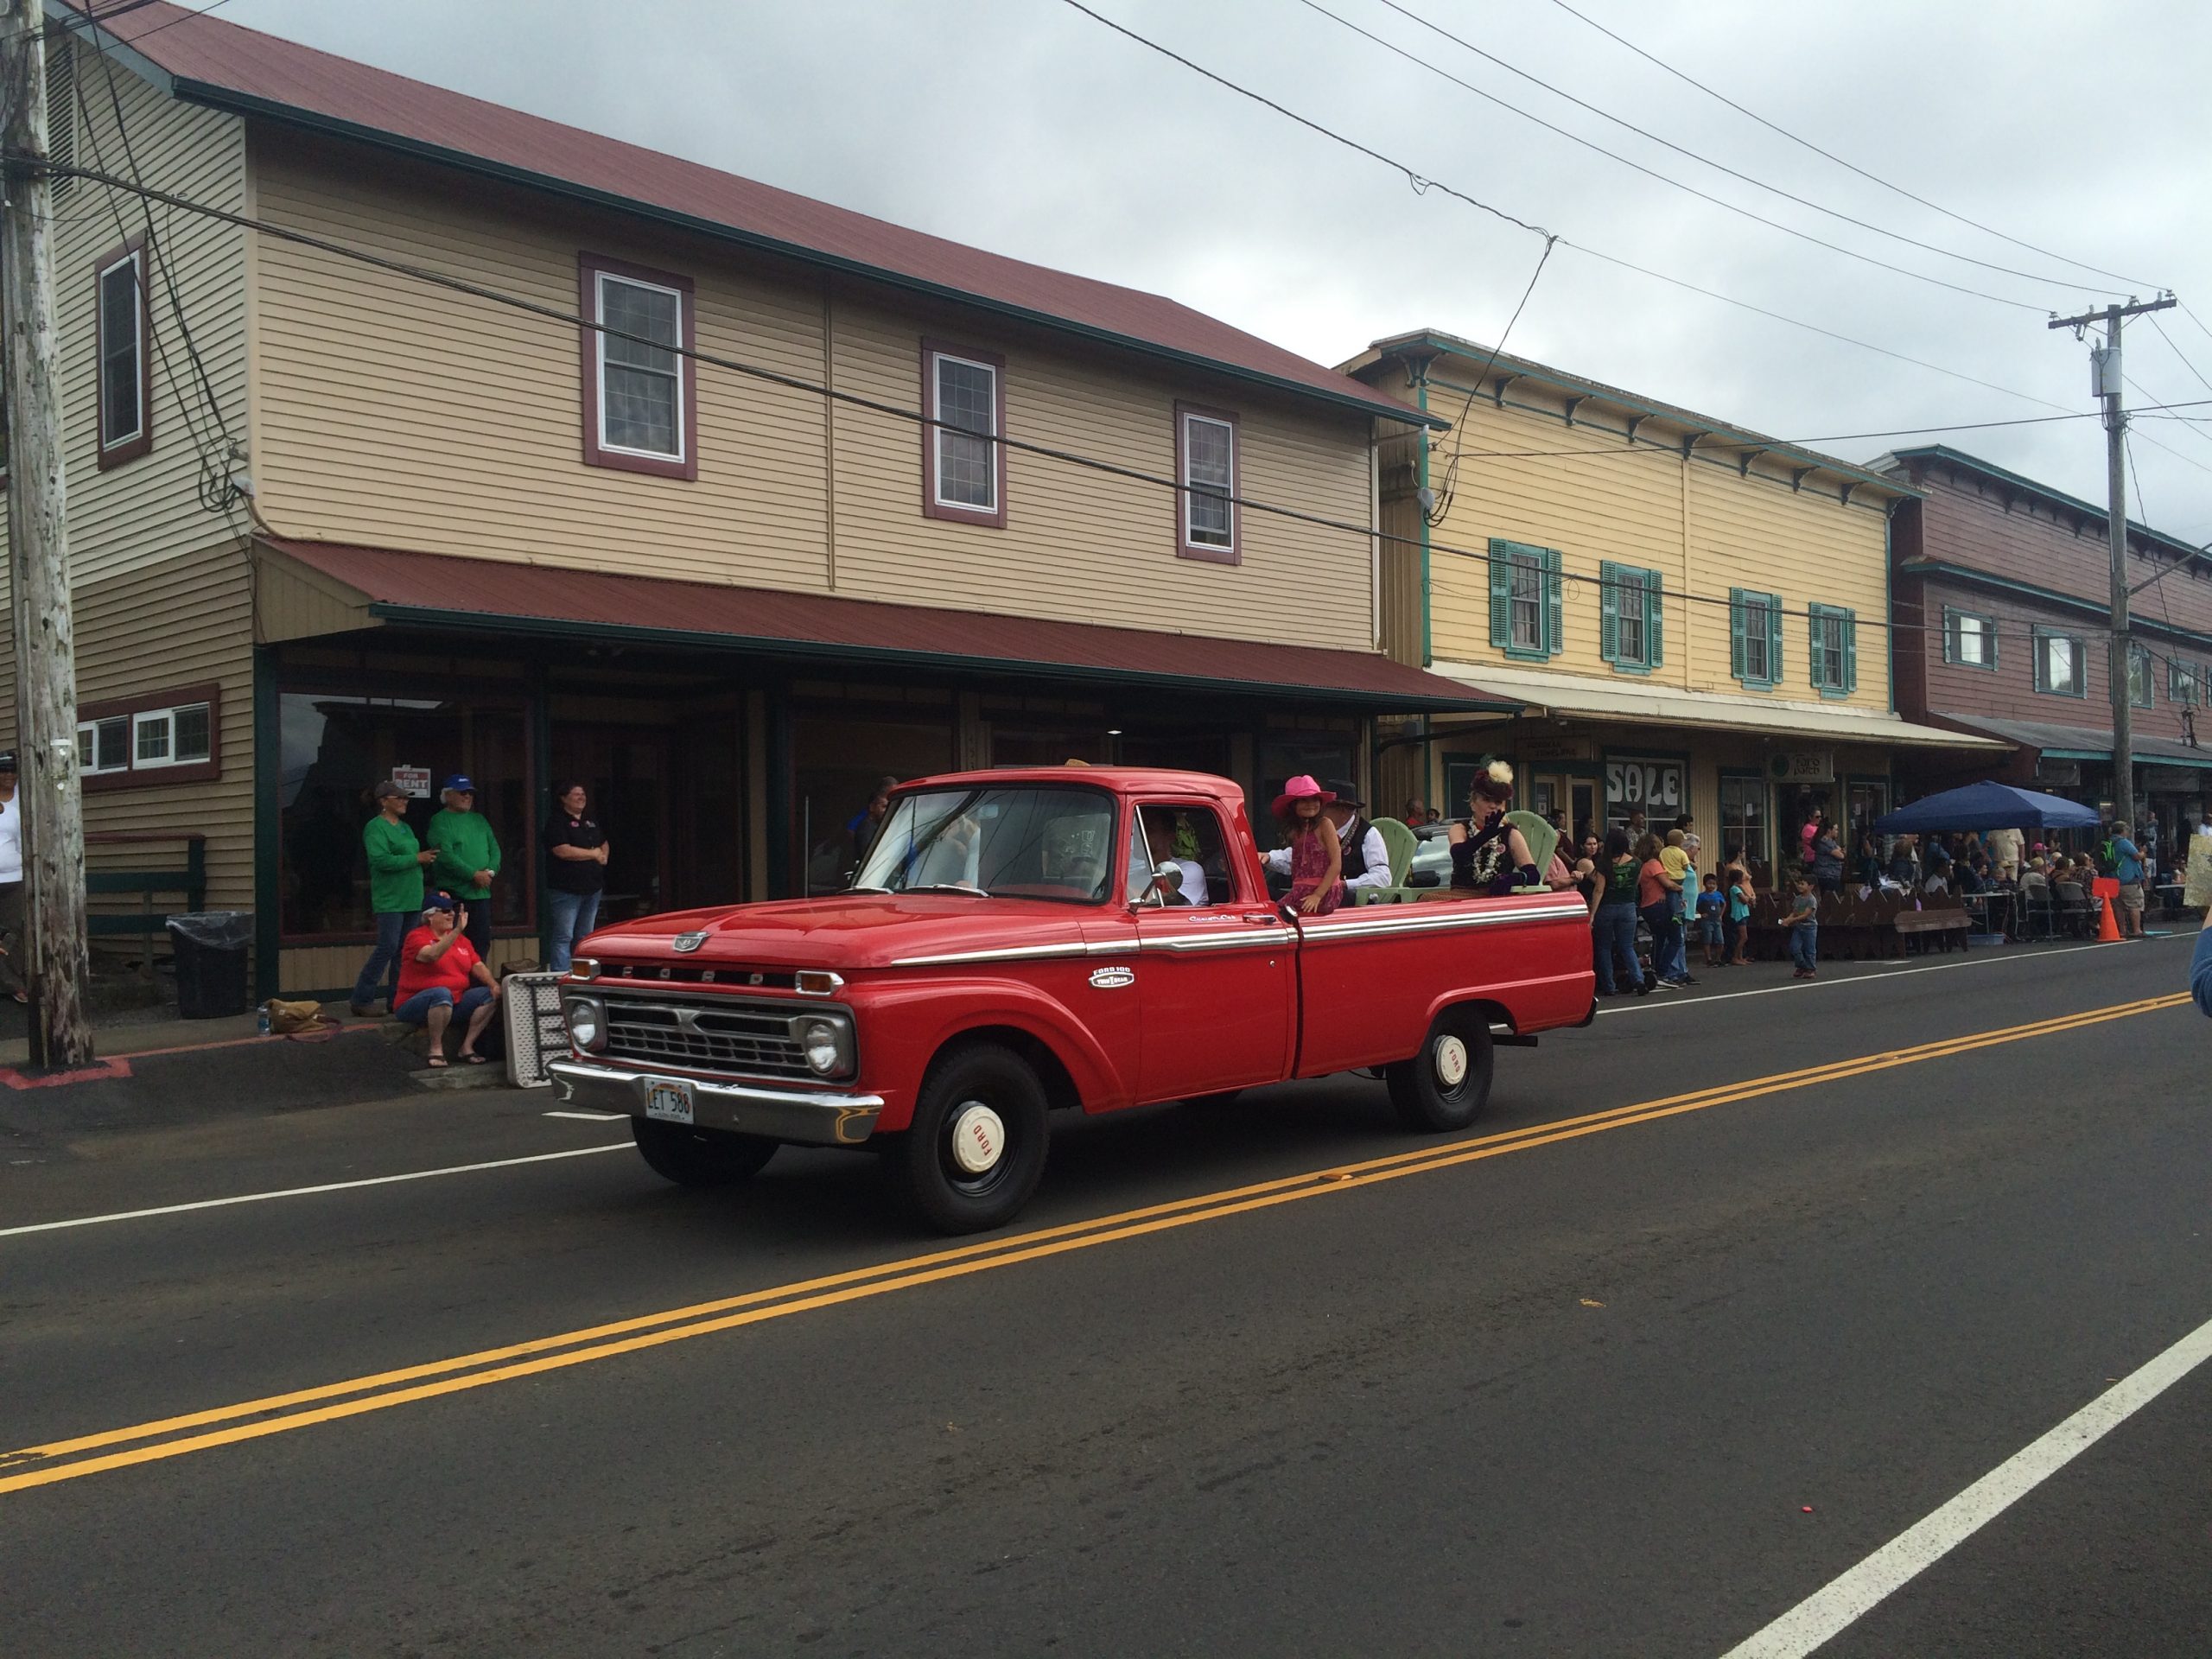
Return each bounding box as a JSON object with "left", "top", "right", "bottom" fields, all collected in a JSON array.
[{"left": 1243, "top": 912, "right": 1279, "bottom": 925}]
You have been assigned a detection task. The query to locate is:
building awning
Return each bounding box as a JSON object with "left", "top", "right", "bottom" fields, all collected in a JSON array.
[
  {"left": 1927, "top": 712, "right": 2212, "bottom": 771},
  {"left": 255, "top": 538, "right": 1522, "bottom": 714},
  {"left": 1427, "top": 661, "right": 2005, "bottom": 749}
]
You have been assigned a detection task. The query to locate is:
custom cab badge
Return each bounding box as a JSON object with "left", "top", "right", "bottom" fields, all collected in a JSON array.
[
  {"left": 1088, "top": 965, "right": 1135, "bottom": 989},
  {"left": 671, "top": 931, "right": 709, "bottom": 954}
]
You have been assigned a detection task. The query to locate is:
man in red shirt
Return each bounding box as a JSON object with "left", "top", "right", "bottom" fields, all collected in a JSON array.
[{"left": 394, "top": 893, "right": 500, "bottom": 1066}]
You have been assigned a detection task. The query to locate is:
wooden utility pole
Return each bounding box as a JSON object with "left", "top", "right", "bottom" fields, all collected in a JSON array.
[
  {"left": 2049, "top": 294, "right": 2175, "bottom": 842},
  {"left": 1, "top": 1, "right": 95, "bottom": 1065}
]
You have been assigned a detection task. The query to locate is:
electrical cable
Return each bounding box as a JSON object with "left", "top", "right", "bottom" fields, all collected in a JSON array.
[
  {"left": 1340, "top": 0, "right": 2112, "bottom": 301},
  {"left": 1541, "top": 0, "right": 2163, "bottom": 294},
  {"left": 1291, "top": 0, "right": 2054, "bottom": 312},
  {"left": 1426, "top": 233, "right": 1554, "bottom": 523},
  {"left": 29, "top": 154, "right": 2212, "bottom": 671},
  {"left": 1057, "top": 1, "right": 2084, "bottom": 416}
]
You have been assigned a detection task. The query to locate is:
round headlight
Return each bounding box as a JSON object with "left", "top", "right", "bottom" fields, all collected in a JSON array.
[
  {"left": 565, "top": 997, "right": 606, "bottom": 1052},
  {"left": 798, "top": 1018, "right": 842, "bottom": 1076}
]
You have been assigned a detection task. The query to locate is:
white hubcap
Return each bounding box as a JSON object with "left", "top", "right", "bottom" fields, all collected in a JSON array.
[
  {"left": 1434, "top": 1034, "right": 1470, "bottom": 1089},
  {"left": 950, "top": 1103, "right": 1006, "bottom": 1174}
]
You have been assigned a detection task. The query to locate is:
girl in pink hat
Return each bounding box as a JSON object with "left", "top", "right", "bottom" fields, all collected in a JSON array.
[{"left": 1272, "top": 775, "right": 1345, "bottom": 915}]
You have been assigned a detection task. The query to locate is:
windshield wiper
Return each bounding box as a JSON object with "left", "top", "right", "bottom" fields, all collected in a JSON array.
[
  {"left": 849, "top": 884, "right": 892, "bottom": 894},
  {"left": 906, "top": 883, "right": 992, "bottom": 897}
]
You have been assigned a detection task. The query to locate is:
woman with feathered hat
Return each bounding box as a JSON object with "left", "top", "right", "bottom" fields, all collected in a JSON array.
[{"left": 1448, "top": 760, "right": 1539, "bottom": 895}]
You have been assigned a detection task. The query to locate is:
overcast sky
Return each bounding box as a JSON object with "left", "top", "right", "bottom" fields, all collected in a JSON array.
[{"left": 214, "top": 0, "right": 2212, "bottom": 540}]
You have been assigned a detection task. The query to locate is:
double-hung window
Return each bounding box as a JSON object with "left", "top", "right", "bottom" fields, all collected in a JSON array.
[
  {"left": 1176, "top": 404, "right": 1238, "bottom": 562},
  {"left": 76, "top": 715, "right": 129, "bottom": 775},
  {"left": 2128, "top": 644, "right": 2154, "bottom": 709},
  {"left": 1599, "top": 562, "right": 1663, "bottom": 673},
  {"left": 922, "top": 341, "right": 1006, "bottom": 527},
  {"left": 1942, "top": 607, "right": 1997, "bottom": 670},
  {"left": 1488, "top": 539, "right": 1562, "bottom": 658},
  {"left": 2171, "top": 657, "right": 2201, "bottom": 707},
  {"left": 579, "top": 254, "right": 695, "bottom": 480},
  {"left": 1730, "top": 588, "right": 1782, "bottom": 688},
  {"left": 1808, "top": 603, "right": 1857, "bottom": 698},
  {"left": 95, "top": 238, "right": 150, "bottom": 467},
  {"left": 2033, "top": 628, "right": 2084, "bottom": 697}
]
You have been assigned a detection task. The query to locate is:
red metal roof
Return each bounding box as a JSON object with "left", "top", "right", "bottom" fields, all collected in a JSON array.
[
  {"left": 62, "top": 2, "right": 1433, "bottom": 429},
  {"left": 261, "top": 538, "right": 1516, "bottom": 712}
]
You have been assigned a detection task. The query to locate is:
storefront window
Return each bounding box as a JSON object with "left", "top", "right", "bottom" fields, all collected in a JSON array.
[
  {"left": 792, "top": 709, "right": 955, "bottom": 895},
  {"left": 1719, "top": 772, "right": 1769, "bottom": 871},
  {"left": 1605, "top": 754, "right": 1687, "bottom": 832},
  {"left": 279, "top": 690, "right": 531, "bottom": 938}
]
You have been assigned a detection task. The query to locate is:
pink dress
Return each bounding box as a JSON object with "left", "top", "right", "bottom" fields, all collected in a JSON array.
[{"left": 1286, "top": 826, "right": 1346, "bottom": 915}]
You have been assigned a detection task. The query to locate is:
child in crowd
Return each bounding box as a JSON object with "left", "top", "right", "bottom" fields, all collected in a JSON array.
[
  {"left": 1726, "top": 861, "right": 1754, "bottom": 967},
  {"left": 1696, "top": 873, "right": 1726, "bottom": 968},
  {"left": 1786, "top": 875, "right": 1820, "bottom": 980}
]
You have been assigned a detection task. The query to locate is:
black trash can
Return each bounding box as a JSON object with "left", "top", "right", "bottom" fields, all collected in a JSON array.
[{"left": 166, "top": 912, "right": 252, "bottom": 1020}]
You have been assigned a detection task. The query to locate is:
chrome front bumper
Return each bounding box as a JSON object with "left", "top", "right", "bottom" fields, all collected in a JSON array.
[{"left": 545, "top": 1059, "right": 885, "bottom": 1146}]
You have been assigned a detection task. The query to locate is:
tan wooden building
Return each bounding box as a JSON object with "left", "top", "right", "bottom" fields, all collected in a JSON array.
[
  {"left": 1340, "top": 332, "right": 1999, "bottom": 872},
  {"left": 5, "top": 3, "right": 1502, "bottom": 995}
]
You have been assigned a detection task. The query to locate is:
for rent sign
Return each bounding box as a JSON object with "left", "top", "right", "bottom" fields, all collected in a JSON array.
[{"left": 1606, "top": 756, "right": 1684, "bottom": 820}]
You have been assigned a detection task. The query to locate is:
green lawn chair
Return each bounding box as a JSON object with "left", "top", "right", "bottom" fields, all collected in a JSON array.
[
  {"left": 1505, "top": 810, "right": 1560, "bottom": 895},
  {"left": 1355, "top": 816, "right": 1421, "bottom": 904}
]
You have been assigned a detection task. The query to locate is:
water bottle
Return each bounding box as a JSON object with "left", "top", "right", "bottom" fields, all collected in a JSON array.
[{"left": 257, "top": 1001, "right": 271, "bottom": 1036}]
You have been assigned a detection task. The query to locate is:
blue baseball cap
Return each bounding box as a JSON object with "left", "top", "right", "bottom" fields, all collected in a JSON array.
[{"left": 442, "top": 774, "right": 475, "bottom": 794}]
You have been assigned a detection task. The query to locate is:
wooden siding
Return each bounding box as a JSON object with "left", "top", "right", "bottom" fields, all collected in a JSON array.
[
  {"left": 1414, "top": 377, "right": 1895, "bottom": 711},
  {"left": 278, "top": 935, "right": 539, "bottom": 1000},
  {"left": 5, "top": 42, "right": 251, "bottom": 587},
  {"left": 247, "top": 136, "right": 1377, "bottom": 653},
  {"left": 1376, "top": 426, "right": 1425, "bottom": 666}
]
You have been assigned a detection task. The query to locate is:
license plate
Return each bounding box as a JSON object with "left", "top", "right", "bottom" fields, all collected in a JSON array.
[{"left": 644, "top": 1077, "right": 695, "bottom": 1125}]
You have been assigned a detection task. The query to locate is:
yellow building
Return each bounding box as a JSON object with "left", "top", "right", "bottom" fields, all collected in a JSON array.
[{"left": 1342, "top": 333, "right": 1998, "bottom": 873}]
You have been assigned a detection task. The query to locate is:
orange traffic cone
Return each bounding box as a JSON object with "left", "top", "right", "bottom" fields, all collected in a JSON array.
[{"left": 2096, "top": 888, "right": 2120, "bottom": 942}]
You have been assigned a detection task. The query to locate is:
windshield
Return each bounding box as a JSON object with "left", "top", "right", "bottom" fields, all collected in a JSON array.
[{"left": 852, "top": 785, "right": 1120, "bottom": 905}]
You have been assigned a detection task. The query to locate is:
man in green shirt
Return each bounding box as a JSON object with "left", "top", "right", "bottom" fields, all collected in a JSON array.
[
  {"left": 428, "top": 774, "right": 502, "bottom": 957},
  {"left": 352, "top": 779, "right": 435, "bottom": 1015}
]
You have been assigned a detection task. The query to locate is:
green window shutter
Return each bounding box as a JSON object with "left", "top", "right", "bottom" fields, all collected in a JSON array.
[
  {"left": 1599, "top": 562, "right": 1620, "bottom": 664},
  {"left": 1646, "top": 570, "right": 1663, "bottom": 670},
  {"left": 1941, "top": 609, "right": 1955, "bottom": 665},
  {"left": 1543, "top": 547, "right": 1564, "bottom": 657},
  {"left": 1841, "top": 607, "right": 1857, "bottom": 695},
  {"left": 1767, "top": 597, "right": 1783, "bottom": 685},
  {"left": 1488, "top": 542, "right": 1511, "bottom": 651},
  {"left": 1807, "top": 607, "right": 1820, "bottom": 689},
  {"left": 1729, "top": 588, "right": 1747, "bottom": 679}
]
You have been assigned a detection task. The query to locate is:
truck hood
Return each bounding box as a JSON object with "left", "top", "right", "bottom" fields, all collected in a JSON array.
[{"left": 579, "top": 893, "right": 1101, "bottom": 972}]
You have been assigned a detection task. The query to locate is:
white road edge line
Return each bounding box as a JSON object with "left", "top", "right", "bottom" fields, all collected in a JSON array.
[
  {"left": 0, "top": 1143, "right": 632, "bottom": 1240},
  {"left": 1597, "top": 939, "right": 2142, "bottom": 1015},
  {"left": 1718, "top": 1309, "right": 2212, "bottom": 1659},
  {"left": 543, "top": 1109, "right": 626, "bottom": 1121}
]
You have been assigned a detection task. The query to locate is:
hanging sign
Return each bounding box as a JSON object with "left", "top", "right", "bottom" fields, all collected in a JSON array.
[
  {"left": 1768, "top": 750, "right": 1834, "bottom": 785},
  {"left": 1605, "top": 757, "right": 1684, "bottom": 814},
  {"left": 391, "top": 766, "right": 432, "bottom": 799}
]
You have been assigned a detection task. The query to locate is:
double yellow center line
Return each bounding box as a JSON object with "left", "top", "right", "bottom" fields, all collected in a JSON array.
[{"left": 1, "top": 990, "right": 2186, "bottom": 1498}]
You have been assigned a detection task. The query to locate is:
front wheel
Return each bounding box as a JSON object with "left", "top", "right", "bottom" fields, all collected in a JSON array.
[
  {"left": 891, "top": 1043, "right": 1050, "bottom": 1234},
  {"left": 1385, "top": 1008, "right": 1496, "bottom": 1132},
  {"left": 632, "top": 1117, "right": 780, "bottom": 1187}
]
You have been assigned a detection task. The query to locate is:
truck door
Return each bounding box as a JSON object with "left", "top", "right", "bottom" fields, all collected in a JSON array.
[{"left": 1128, "top": 800, "right": 1296, "bottom": 1103}]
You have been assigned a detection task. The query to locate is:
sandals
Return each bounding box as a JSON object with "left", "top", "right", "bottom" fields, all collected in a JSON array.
[{"left": 426, "top": 1055, "right": 449, "bottom": 1069}]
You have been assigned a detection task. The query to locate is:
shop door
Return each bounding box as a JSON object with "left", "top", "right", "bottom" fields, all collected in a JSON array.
[{"left": 551, "top": 726, "right": 674, "bottom": 922}]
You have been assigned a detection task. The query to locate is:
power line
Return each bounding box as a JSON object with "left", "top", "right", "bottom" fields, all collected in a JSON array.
[
  {"left": 1340, "top": 0, "right": 2112, "bottom": 302},
  {"left": 1541, "top": 0, "right": 2163, "bottom": 294},
  {"left": 36, "top": 154, "right": 2212, "bottom": 669},
  {"left": 1427, "top": 233, "right": 1555, "bottom": 523},
  {"left": 2149, "top": 313, "right": 2212, "bottom": 398},
  {"left": 1058, "top": 0, "right": 2082, "bottom": 416}
]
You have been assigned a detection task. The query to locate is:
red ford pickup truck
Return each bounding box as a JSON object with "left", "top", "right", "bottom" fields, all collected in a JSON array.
[{"left": 549, "top": 768, "right": 1594, "bottom": 1232}]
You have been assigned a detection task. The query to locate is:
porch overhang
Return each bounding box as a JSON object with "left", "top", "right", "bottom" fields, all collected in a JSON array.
[
  {"left": 1425, "top": 661, "right": 2006, "bottom": 750},
  {"left": 1926, "top": 711, "right": 2212, "bottom": 771},
  {"left": 254, "top": 538, "right": 1522, "bottom": 715}
]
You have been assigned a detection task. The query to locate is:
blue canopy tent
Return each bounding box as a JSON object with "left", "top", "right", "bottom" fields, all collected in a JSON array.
[{"left": 1873, "top": 780, "right": 2100, "bottom": 835}]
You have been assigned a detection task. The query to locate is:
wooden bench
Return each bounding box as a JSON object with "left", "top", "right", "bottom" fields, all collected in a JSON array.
[
  {"left": 1745, "top": 889, "right": 1972, "bottom": 961},
  {"left": 85, "top": 831, "right": 208, "bottom": 976}
]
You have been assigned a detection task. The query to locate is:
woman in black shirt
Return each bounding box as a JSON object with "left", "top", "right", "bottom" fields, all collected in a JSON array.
[{"left": 543, "top": 780, "right": 608, "bottom": 973}]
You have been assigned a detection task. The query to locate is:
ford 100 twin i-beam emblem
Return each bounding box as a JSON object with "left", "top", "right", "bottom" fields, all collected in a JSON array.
[
  {"left": 1089, "top": 965, "right": 1135, "bottom": 989},
  {"left": 671, "top": 931, "right": 709, "bottom": 954}
]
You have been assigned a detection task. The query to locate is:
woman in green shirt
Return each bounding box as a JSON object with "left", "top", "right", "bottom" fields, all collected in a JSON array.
[
  {"left": 1592, "top": 826, "right": 1646, "bottom": 997},
  {"left": 428, "top": 774, "right": 502, "bottom": 957},
  {"left": 351, "top": 779, "right": 436, "bottom": 1015}
]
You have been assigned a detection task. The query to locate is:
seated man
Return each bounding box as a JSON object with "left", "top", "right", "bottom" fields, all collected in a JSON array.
[
  {"left": 1141, "top": 809, "right": 1211, "bottom": 911},
  {"left": 394, "top": 893, "right": 500, "bottom": 1067}
]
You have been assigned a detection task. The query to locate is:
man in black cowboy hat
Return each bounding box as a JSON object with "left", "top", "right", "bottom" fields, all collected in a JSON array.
[
  {"left": 1322, "top": 779, "right": 1392, "bottom": 899},
  {"left": 0, "top": 753, "right": 22, "bottom": 1002}
]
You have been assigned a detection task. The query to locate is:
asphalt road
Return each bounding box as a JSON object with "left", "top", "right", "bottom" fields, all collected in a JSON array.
[{"left": 2, "top": 935, "right": 2207, "bottom": 1657}]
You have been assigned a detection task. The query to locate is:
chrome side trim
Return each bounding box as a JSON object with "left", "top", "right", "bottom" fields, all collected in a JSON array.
[
  {"left": 1138, "top": 928, "right": 1297, "bottom": 952},
  {"left": 888, "top": 938, "right": 1108, "bottom": 968},
  {"left": 1297, "top": 903, "right": 1585, "bottom": 944}
]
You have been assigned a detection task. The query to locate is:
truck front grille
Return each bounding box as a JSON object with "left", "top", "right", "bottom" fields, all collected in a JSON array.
[{"left": 601, "top": 997, "right": 810, "bottom": 1079}]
